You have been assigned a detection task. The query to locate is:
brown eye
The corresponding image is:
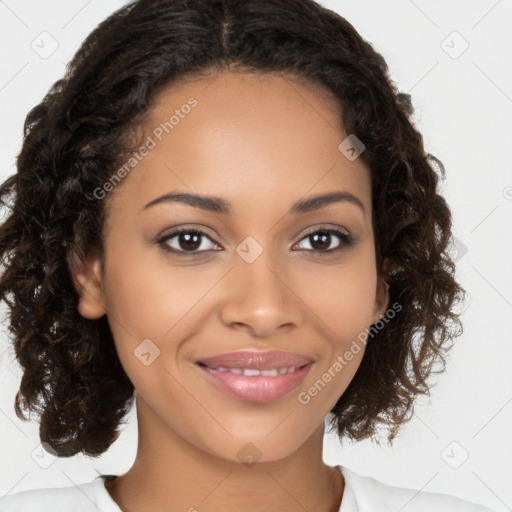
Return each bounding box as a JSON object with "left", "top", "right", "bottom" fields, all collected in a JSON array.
[
  {"left": 173, "top": 232, "right": 202, "bottom": 252},
  {"left": 158, "top": 229, "right": 220, "bottom": 255},
  {"left": 294, "top": 228, "right": 352, "bottom": 253}
]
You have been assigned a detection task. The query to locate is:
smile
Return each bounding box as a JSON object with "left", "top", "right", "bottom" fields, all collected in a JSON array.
[
  {"left": 204, "top": 366, "right": 301, "bottom": 376},
  {"left": 196, "top": 350, "right": 314, "bottom": 403}
]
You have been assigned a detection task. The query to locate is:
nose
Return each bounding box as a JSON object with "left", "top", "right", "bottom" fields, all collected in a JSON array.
[{"left": 219, "top": 249, "right": 303, "bottom": 338}]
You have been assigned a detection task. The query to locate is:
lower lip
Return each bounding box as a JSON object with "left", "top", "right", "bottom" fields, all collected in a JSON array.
[{"left": 197, "top": 363, "right": 313, "bottom": 403}]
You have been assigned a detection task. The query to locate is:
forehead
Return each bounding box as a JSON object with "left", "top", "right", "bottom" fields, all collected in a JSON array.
[{"left": 106, "top": 71, "right": 371, "bottom": 221}]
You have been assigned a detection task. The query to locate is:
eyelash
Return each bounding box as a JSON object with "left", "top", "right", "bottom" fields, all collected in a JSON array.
[{"left": 156, "top": 226, "right": 353, "bottom": 257}]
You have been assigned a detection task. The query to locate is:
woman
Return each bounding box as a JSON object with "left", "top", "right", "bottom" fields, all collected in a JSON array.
[{"left": 0, "top": 0, "right": 494, "bottom": 510}]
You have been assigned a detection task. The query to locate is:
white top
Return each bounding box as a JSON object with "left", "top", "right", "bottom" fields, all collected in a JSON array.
[{"left": 0, "top": 465, "right": 494, "bottom": 511}]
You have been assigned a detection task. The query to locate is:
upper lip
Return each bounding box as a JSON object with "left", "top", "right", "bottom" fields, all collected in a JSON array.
[{"left": 197, "top": 350, "right": 314, "bottom": 370}]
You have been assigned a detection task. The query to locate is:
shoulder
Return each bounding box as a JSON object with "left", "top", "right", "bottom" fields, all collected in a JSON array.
[
  {"left": 0, "top": 476, "right": 110, "bottom": 512},
  {"left": 338, "top": 465, "right": 494, "bottom": 512}
]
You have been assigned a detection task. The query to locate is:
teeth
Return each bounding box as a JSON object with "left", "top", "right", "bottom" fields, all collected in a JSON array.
[
  {"left": 209, "top": 366, "right": 299, "bottom": 376},
  {"left": 243, "top": 368, "right": 260, "bottom": 376}
]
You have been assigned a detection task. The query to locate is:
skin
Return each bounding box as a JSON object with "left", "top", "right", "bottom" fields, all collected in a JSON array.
[{"left": 72, "top": 70, "right": 389, "bottom": 512}]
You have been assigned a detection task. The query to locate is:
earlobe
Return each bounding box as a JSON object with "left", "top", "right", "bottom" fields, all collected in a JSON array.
[{"left": 67, "top": 251, "right": 106, "bottom": 319}]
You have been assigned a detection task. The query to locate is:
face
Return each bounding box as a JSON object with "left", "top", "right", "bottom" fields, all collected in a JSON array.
[{"left": 74, "top": 71, "right": 389, "bottom": 464}]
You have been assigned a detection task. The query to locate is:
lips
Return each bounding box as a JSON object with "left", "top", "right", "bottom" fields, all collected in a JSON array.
[{"left": 196, "top": 350, "right": 313, "bottom": 403}]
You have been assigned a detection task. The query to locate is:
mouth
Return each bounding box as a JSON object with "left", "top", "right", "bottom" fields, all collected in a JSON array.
[
  {"left": 198, "top": 364, "right": 306, "bottom": 376},
  {"left": 195, "top": 351, "right": 314, "bottom": 403}
]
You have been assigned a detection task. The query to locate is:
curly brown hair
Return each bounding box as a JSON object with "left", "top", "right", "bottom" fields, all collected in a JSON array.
[{"left": 0, "top": 0, "right": 464, "bottom": 457}]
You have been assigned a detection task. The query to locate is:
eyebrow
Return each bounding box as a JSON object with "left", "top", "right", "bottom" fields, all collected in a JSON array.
[{"left": 143, "top": 190, "right": 365, "bottom": 215}]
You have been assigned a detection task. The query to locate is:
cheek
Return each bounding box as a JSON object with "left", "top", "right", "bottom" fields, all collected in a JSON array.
[
  {"left": 296, "top": 251, "right": 378, "bottom": 339},
  {"left": 100, "top": 245, "right": 236, "bottom": 397},
  {"left": 102, "top": 244, "right": 216, "bottom": 341}
]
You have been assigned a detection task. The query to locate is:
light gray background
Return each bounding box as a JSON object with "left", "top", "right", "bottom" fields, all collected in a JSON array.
[{"left": 0, "top": 1, "right": 511, "bottom": 510}]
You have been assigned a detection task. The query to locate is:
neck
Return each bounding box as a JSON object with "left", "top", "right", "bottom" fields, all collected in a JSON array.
[{"left": 105, "top": 395, "right": 344, "bottom": 512}]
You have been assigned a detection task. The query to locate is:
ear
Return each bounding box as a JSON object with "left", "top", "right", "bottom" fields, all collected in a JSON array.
[
  {"left": 67, "top": 250, "right": 106, "bottom": 319},
  {"left": 371, "top": 257, "right": 391, "bottom": 324}
]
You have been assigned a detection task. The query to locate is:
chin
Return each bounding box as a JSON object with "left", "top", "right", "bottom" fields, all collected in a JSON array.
[{"left": 191, "top": 418, "right": 320, "bottom": 466}]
